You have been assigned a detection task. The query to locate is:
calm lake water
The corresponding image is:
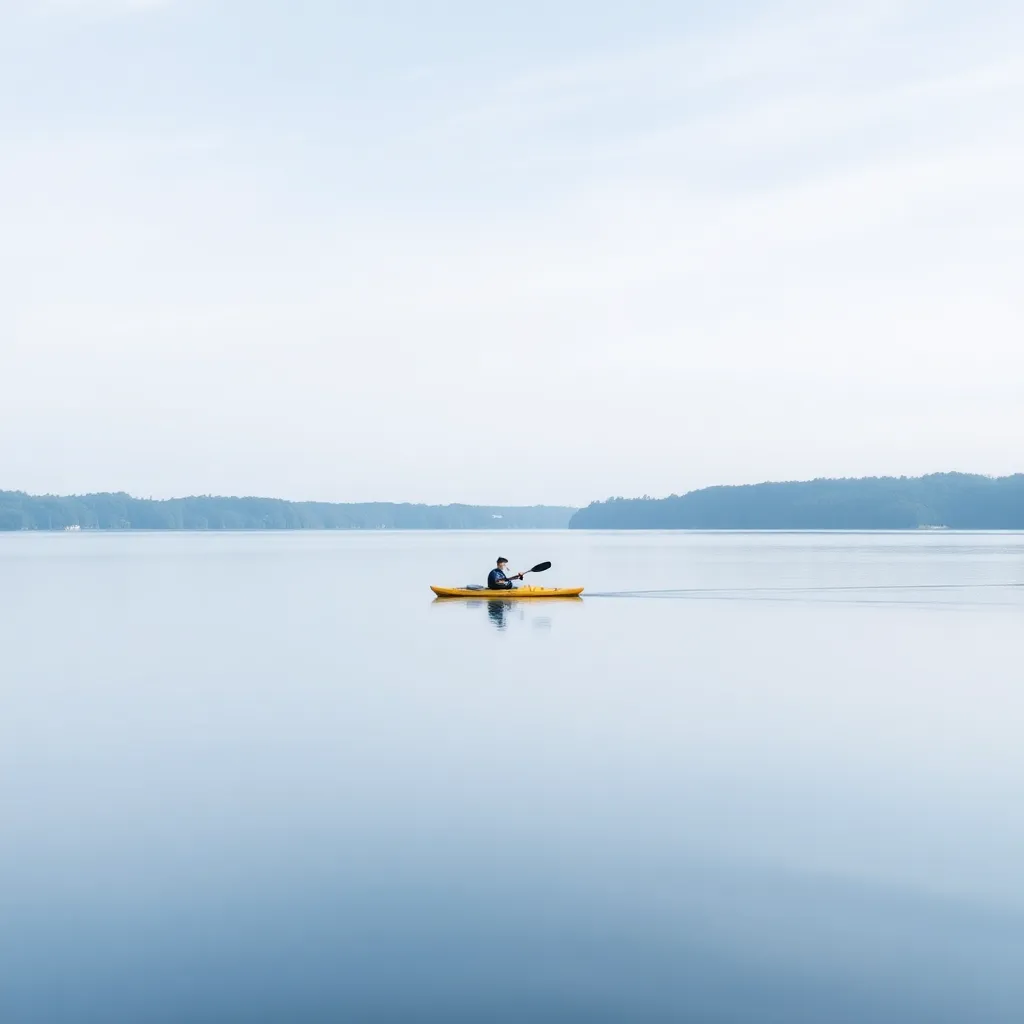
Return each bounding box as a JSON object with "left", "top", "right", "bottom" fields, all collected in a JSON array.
[{"left": 2, "top": 530, "right": 1023, "bottom": 1023}]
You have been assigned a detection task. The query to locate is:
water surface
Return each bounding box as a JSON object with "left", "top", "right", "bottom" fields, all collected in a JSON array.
[{"left": 2, "top": 531, "right": 1022, "bottom": 1022}]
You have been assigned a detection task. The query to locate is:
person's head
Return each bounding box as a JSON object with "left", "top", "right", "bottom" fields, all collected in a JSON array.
[{"left": 497, "top": 557, "right": 508, "bottom": 568}]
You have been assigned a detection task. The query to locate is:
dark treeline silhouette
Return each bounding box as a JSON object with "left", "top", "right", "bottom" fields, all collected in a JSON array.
[
  {"left": 569, "top": 474, "right": 1024, "bottom": 530},
  {"left": 0, "top": 492, "right": 575, "bottom": 531}
]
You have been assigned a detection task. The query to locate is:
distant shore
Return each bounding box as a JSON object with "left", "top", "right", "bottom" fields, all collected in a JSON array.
[
  {"left": 569, "top": 473, "right": 1024, "bottom": 530},
  {"left": 0, "top": 492, "right": 577, "bottom": 531},
  {"left": 5, "top": 472, "right": 1022, "bottom": 532}
]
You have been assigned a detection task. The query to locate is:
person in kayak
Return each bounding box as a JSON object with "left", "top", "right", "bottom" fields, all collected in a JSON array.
[{"left": 487, "top": 557, "right": 523, "bottom": 590}]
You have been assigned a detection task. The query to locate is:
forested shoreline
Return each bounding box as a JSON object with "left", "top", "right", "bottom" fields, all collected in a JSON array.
[
  {"left": 0, "top": 492, "right": 576, "bottom": 531},
  {"left": 569, "top": 474, "right": 1024, "bottom": 530},
  {"left": 5, "top": 473, "right": 1022, "bottom": 532}
]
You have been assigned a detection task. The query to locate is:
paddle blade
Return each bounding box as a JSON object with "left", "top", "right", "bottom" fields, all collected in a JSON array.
[{"left": 529, "top": 561, "right": 552, "bottom": 573}]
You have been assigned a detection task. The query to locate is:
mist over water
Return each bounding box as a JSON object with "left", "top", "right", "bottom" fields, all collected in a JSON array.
[{"left": 2, "top": 531, "right": 1022, "bottom": 1023}]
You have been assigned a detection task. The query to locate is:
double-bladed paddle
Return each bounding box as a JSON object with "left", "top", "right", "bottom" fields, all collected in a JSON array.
[{"left": 514, "top": 561, "right": 551, "bottom": 579}]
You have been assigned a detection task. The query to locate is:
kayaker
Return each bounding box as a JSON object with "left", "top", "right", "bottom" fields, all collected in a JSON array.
[{"left": 487, "top": 557, "right": 523, "bottom": 590}]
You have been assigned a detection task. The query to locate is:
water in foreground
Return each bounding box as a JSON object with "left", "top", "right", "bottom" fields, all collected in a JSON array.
[{"left": 2, "top": 530, "right": 1022, "bottom": 1023}]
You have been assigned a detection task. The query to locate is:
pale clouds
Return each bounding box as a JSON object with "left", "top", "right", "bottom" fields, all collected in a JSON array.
[
  {"left": 28, "top": 0, "right": 171, "bottom": 13},
  {"left": 0, "top": 1, "right": 1021, "bottom": 503}
]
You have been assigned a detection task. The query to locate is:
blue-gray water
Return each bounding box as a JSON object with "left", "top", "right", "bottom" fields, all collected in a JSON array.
[{"left": 2, "top": 530, "right": 1023, "bottom": 1023}]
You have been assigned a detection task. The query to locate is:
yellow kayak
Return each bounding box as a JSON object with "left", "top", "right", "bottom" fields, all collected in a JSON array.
[{"left": 431, "top": 585, "right": 584, "bottom": 599}]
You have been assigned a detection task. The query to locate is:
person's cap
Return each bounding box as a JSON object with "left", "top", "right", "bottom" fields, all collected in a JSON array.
[{"left": 497, "top": 557, "right": 508, "bottom": 564}]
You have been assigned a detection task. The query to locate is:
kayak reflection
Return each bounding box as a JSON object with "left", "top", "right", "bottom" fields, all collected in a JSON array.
[{"left": 431, "top": 595, "right": 582, "bottom": 631}]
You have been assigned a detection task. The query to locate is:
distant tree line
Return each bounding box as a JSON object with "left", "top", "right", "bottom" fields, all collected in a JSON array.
[
  {"left": 0, "top": 492, "right": 576, "bottom": 531},
  {"left": 569, "top": 474, "right": 1024, "bottom": 530}
]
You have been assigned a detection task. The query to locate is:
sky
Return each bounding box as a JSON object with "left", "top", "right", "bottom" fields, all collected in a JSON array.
[{"left": 1, "top": 0, "right": 1021, "bottom": 506}]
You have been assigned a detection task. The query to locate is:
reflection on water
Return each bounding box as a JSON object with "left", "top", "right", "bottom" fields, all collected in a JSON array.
[
  {"left": 487, "top": 598, "right": 511, "bottom": 630},
  {"left": 432, "top": 597, "right": 515, "bottom": 631},
  {"left": 2, "top": 530, "right": 1023, "bottom": 1023},
  {"left": 433, "top": 595, "right": 584, "bottom": 631}
]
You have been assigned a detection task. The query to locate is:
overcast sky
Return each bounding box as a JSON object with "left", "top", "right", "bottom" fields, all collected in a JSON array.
[{"left": 1, "top": 0, "right": 1021, "bottom": 505}]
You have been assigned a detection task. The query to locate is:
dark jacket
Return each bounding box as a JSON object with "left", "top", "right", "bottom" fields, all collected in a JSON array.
[{"left": 487, "top": 567, "right": 512, "bottom": 589}]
